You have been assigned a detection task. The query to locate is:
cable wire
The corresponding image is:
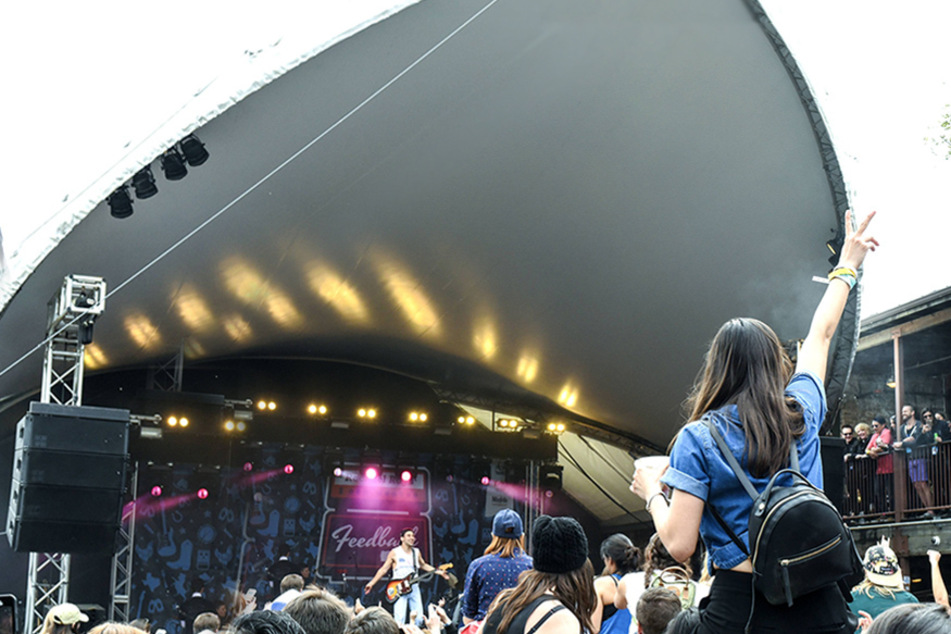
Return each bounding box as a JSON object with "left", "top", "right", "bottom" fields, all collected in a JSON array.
[{"left": 0, "top": 0, "right": 501, "bottom": 382}]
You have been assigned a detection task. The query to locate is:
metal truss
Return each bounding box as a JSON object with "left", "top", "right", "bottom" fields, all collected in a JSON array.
[
  {"left": 147, "top": 342, "right": 184, "bottom": 392},
  {"left": 25, "top": 275, "right": 106, "bottom": 634},
  {"left": 109, "top": 465, "right": 138, "bottom": 622}
]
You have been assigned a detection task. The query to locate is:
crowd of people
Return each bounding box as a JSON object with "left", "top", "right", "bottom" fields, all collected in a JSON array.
[
  {"left": 36, "top": 212, "right": 951, "bottom": 634},
  {"left": 842, "top": 407, "right": 951, "bottom": 517}
]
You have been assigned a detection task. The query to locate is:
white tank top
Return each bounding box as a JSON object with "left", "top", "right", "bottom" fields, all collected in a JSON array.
[{"left": 393, "top": 547, "right": 418, "bottom": 579}]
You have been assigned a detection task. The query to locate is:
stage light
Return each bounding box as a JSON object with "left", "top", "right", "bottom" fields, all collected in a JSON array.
[
  {"left": 358, "top": 408, "right": 367, "bottom": 418},
  {"left": 160, "top": 148, "right": 187, "bottom": 180},
  {"left": 236, "top": 421, "right": 246, "bottom": 431},
  {"left": 268, "top": 401, "right": 277, "bottom": 411},
  {"left": 308, "top": 404, "right": 317, "bottom": 415},
  {"left": 181, "top": 134, "right": 209, "bottom": 166},
  {"left": 401, "top": 470, "right": 413, "bottom": 482},
  {"left": 318, "top": 405, "right": 327, "bottom": 415},
  {"left": 224, "top": 420, "right": 235, "bottom": 431},
  {"left": 283, "top": 464, "right": 294, "bottom": 475},
  {"left": 243, "top": 462, "right": 254, "bottom": 472},
  {"left": 365, "top": 466, "right": 379, "bottom": 480},
  {"left": 333, "top": 467, "right": 343, "bottom": 477},
  {"left": 132, "top": 166, "right": 158, "bottom": 199},
  {"left": 167, "top": 416, "right": 178, "bottom": 427},
  {"left": 410, "top": 412, "right": 418, "bottom": 422},
  {"left": 367, "top": 408, "right": 377, "bottom": 419},
  {"left": 108, "top": 186, "right": 134, "bottom": 219},
  {"left": 257, "top": 400, "right": 267, "bottom": 410},
  {"left": 480, "top": 476, "right": 491, "bottom": 486},
  {"left": 197, "top": 488, "right": 209, "bottom": 499},
  {"left": 419, "top": 413, "right": 427, "bottom": 422},
  {"left": 179, "top": 417, "right": 189, "bottom": 428},
  {"left": 150, "top": 485, "right": 162, "bottom": 497}
]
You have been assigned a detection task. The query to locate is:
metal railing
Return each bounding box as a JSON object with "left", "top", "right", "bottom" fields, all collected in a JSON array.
[{"left": 843, "top": 439, "right": 951, "bottom": 523}]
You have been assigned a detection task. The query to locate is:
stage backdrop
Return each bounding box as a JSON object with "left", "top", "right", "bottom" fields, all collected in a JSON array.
[{"left": 131, "top": 447, "right": 513, "bottom": 633}]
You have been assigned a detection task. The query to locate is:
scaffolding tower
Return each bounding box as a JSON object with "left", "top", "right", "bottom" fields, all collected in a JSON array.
[{"left": 24, "top": 275, "right": 106, "bottom": 634}]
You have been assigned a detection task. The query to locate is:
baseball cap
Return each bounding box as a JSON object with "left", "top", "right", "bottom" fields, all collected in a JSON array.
[
  {"left": 863, "top": 541, "right": 903, "bottom": 589},
  {"left": 48, "top": 603, "right": 89, "bottom": 626},
  {"left": 492, "top": 509, "right": 524, "bottom": 538}
]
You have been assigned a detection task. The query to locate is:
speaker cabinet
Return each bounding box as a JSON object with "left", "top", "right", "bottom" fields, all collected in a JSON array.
[
  {"left": 821, "top": 436, "right": 846, "bottom": 513},
  {"left": 7, "top": 402, "right": 129, "bottom": 553}
]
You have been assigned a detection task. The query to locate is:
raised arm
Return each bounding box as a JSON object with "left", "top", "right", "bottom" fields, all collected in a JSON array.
[
  {"left": 796, "top": 210, "right": 878, "bottom": 382},
  {"left": 930, "top": 550, "right": 949, "bottom": 609}
]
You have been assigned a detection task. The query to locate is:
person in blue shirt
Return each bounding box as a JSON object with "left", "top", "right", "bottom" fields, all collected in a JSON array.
[
  {"left": 630, "top": 210, "right": 879, "bottom": 633},
  {"left": 461, "top": 509, "right": 534, "bottom": 628}
]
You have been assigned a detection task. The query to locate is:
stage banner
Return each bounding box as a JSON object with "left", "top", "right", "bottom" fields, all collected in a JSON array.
[{"left": 318, "top": 512, "right": 432, "bottom": 576}]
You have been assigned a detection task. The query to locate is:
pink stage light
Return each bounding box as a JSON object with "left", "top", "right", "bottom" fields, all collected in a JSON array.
[
  {"left": 480, "top": 476, "right": 491, "bottom": 486},
  {"left": 400, "top": 470, "right": 413, "bottom": 483},
  {"left": 365, "top": 466, "right": 379, "bottom": 480},
  {"left": 150, "top": 485, "right": 163, "bottom": 497},
  {"left": 333, "top": 467, "right": 343, "bottom": 477},
  {"left": 283, "top": 464, "right": 294, "bottom": 475},
  {"left": 243, "top": 462, "right": 254, "bottom": 472},
  {"left": 197, "top": 488, "right": 209, "bottom": 499}
]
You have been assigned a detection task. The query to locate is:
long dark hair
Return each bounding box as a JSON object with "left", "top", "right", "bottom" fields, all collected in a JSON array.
[
  {"left": 491, "top": 560, "right": 597, "bottom": 634},
  {"left": 643, "top": 534, "right": 691, "bottom": 589},
  {"left": 683, "top": 317, "right": 804, "bottom": 477},
  {"left": 599, "top": 533, "right": 640, "bottom": 575}
]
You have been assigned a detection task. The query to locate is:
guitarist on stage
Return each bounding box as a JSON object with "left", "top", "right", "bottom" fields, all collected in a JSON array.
[{"left": 364, "top": 528, "right": 450, "bottom": 624}]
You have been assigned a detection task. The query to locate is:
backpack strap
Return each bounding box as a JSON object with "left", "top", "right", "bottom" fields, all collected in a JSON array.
[
  {"left": 525, "top": 604, "right": 565, "bottom": 634},
  {"left": 702, "top": 417, "right": 759, "bottom": 500}
]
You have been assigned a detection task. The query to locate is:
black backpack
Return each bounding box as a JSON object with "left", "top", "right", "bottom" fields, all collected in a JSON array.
[{"left": 703, "top": 417, "right": 864, "bottom": 608}]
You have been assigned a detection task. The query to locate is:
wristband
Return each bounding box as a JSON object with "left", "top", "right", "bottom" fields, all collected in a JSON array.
[{"left": 646, "top": 491, "right": 669, "bottom": 513}]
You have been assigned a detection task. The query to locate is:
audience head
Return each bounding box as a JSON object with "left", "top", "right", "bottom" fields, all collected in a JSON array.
[
  {"left": 862, "top": 539, "right": 903, "bottom": 590},
  {"left": 484, "top": 509, "right": 526, "bottom": 557},
  {"left": 43, "top": 603, "right": 89, "bottom": 634},
  {"left": 128, "top": 621, "right": 150, "bottom": 634},
  {"left": 89, "top": 624, "right": 144, "bottom": 634},
  {"left": 283, "top": 589, "right": 350, "bottom": 634},
  {"left": 635, "top": 588, "right": 682, "bottom": 634},
  {"left": 855, "top": 422, "right": 871, "bottom": 442},
  {"left": 193, "top": 612, "right": 220, "bottom": 634},
  {"left": 643, "top": 533, "right": 690, "bottom": 587},
  {"left": 344, "top": 608, "right": 399, "bottom": 634},
  {"left": 233, "top": 610, "right": 306, "bottom": 634},
  {"left": 872, "top": 416, "right": 887, "bottom": 433},
  {"left": 867, "top": 603, "right": 951, "bottom": 634},
  {"left": 599, "top": 533, "right": 640, "bottom": 575},
  {"left": 281, "top": 574, "right": 306, "bottom": 593}
]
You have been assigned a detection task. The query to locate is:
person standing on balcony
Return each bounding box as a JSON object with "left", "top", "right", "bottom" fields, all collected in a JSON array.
[
  {"left": 893, "top": 404, "right": 936, "bottom": 517},
  {"left": 866, "top": 416, "right": 894, "bottom": 513}
]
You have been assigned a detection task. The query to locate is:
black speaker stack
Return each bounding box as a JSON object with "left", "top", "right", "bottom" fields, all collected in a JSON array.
[{"left": 6, "top": 402, "right": 130, "bottom": 553}]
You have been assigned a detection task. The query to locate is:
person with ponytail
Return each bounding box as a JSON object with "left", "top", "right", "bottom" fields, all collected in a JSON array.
[
  {"left": 595, "top": 534, "right": 641, "bottom": 634},
  {"left": 631, "top": 210, "right": 879, "bottom": 633}
]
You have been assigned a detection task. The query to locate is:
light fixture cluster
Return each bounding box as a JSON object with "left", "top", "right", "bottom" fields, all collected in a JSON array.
[
  {"left": 457, "top": 416, "right": 476, "bottom": 426},
  {"left": 166, "top": 415, "right": 190, "bottom": 428},
  {"left": 497, "top": 418, "right": 521, "bottom": 431},
  {"left": 307, "top": 403, "right": 329, "bottom": 415},
  {"left": 223, "top": 419, "right": 248, "bottom": 433},
  {"left": 257, "top": 400, "right": 278, "bottom": 411},
  {"left": 408, "top": 411, "right": 428, "bottom": 422},
  {"left": 357, "top": 408, "right": 378, "bottom": 419},
  {"left": 545, "top": 422, "right": 567, "bottom": 435},
  {"left": 108, "top": 134, "right": 209, "bottom": 219}
]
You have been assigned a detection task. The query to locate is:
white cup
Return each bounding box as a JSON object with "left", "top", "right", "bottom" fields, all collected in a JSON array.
[{"left": 634, "top": 455, "right": 669, "bottom": 471}]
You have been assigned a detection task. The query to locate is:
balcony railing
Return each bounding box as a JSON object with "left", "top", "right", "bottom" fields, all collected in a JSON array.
[{"left": 843, "top": 439, "right": 951, "bottom": 523}]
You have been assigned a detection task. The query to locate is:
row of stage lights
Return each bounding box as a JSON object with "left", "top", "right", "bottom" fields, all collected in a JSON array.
[
  {"left": 107, "top": 134, "right": 209, "bottom": 219},
  {"left": 163, "top": 402, "right": 566, "bottom": 435}
]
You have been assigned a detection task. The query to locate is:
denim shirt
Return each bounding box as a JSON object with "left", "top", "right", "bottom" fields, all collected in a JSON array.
[{"left": 660, "top": 371, "right": 826, "bottom": 573}]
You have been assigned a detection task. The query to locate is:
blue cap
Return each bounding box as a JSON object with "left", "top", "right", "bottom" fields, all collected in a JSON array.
[{"left": 492, "top": 509, "right": 524, "bottom": 538}]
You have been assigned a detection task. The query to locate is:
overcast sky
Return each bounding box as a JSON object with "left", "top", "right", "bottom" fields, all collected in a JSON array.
[{"left": 2, "top": 1, "right": 950, "bottom": 318}]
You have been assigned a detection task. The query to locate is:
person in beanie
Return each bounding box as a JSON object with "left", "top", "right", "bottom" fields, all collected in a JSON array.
[
  {"left": 850, "top": 538, "right": 918, "bottom": 621},
  {"left": 478, "top": 515, "right": 600, "bottom": 634},
  {"left": 462, "top": 509, "right": 534, "bottom": 627}
]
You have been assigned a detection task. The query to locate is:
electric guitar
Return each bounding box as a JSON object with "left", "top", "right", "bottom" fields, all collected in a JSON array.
[{"left": 384, "top": 563, "right": 453, "bottom": 603}]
